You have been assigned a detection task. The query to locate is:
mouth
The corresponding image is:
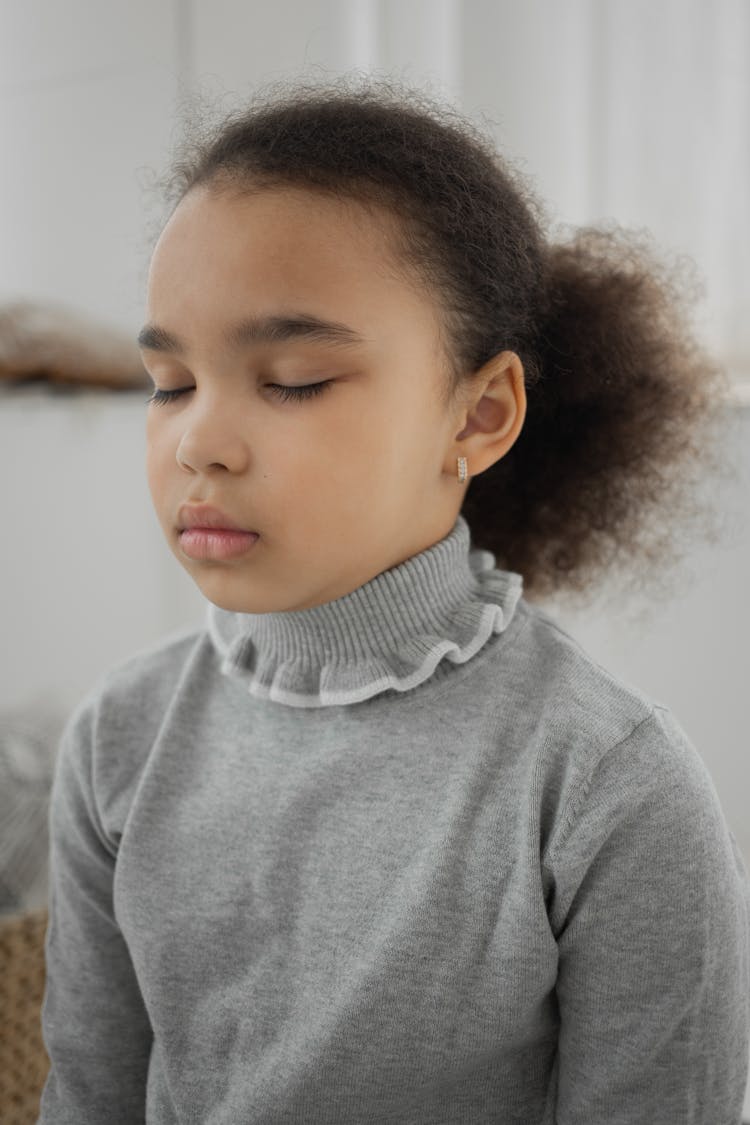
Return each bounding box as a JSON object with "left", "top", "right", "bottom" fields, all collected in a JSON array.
[{"left": 177, "top": 504, "right": 260, "bottom": 561}]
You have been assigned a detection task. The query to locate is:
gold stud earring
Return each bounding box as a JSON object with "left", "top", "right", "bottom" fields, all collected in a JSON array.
[{"left": 457, "top": 456, "right": 467, "bottom": 483}]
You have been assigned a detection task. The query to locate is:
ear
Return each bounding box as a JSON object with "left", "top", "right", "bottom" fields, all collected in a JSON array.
[{"left": 450, "top": 351, "right": 526, "bottom": 480}]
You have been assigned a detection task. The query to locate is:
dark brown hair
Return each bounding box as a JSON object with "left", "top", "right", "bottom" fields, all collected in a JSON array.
[{"left": 152, "top": 73, "right": 735, "bottom": 607}]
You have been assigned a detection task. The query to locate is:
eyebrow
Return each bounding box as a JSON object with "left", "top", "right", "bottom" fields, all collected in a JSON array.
[{"left": 136, "top": 312, "right": 368, "bottom": 354}]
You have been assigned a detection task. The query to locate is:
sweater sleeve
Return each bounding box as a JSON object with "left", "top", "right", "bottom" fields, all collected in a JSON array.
[
  {"left": 545, "top": 705, "right": 750, "bottom": 1125},
  {"left": 37, "top": 695, "right": 153, "bottom": 1124}
]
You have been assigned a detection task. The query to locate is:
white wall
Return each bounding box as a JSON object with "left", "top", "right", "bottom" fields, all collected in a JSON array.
[{"left": 0, "top": 1, "right": 182, "bottom": 330}]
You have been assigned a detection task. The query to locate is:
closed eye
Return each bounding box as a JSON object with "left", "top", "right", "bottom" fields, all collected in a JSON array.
[
  {"left": 146, "top": 386, "right": 193, "bottom": 405},
  {"left": 267, "top": 380, "right": 333, "bottom": 402},
  {"left": 146, "top": 381, "right": 333, "bottom": 406}
]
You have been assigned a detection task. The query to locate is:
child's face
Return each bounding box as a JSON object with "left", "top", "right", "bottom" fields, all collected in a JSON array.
[{"left": 141, "top": 184, "right": 469, "bottom": 612}]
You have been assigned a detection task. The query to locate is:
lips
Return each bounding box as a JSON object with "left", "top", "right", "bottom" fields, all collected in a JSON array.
[
  {"left": 177, "top": 504, "right": 258, "bottom": 533},
  {"left": 177, "top": 504, "right": 260, "bottom": 562}
]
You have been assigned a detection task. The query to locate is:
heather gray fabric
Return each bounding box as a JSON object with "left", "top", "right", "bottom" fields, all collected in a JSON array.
[{"left": 38, "top": 515, "right": 750, "bottom": 1123}]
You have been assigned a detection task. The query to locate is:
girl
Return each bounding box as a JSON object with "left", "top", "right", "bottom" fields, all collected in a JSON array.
[{"left": 39, "top": 75, "right": 749, "bottom": 1123}]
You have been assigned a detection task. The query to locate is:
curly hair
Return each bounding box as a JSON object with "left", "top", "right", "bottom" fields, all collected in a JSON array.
[{"left": 150, "top": 72, "right": 736, "bottom": 607}]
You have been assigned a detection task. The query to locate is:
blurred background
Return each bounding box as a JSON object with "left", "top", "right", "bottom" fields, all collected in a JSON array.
[{"left": 1, "top": 0, "right": 749, "bottom": 1039}]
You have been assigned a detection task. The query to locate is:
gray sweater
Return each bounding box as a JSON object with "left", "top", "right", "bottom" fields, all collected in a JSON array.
[{"left": 38, "top": 514, "right": 750, "bottom": 1123}]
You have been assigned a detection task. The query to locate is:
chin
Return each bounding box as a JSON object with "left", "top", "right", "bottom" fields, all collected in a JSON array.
[
  {"left": 200, "top": 587, "right": 269, "bottom": 614},
  {"left": 192, "top": 576, "right": 295, "bottom": 615}
]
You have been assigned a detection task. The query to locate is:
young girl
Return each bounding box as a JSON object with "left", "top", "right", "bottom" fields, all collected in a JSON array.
[{"left": 38, "top": 75, "right": 749, "bottom": 1123}]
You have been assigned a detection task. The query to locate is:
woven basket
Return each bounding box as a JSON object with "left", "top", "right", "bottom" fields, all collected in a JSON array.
[{"left": 0, "top": 907, "right": 50, "bottom": 1124}]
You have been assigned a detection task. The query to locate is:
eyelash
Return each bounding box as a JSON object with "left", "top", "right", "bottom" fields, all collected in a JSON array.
[{"left": 146, "top": 381, "right": 333, "bottom": 406}]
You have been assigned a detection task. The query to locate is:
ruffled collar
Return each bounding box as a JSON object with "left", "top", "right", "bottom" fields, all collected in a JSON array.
[{"left": 206, "top": 513, "right": 523, "bottom": 708}]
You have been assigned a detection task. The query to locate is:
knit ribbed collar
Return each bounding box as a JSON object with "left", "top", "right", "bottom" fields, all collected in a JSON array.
[{"left": 206, "top": 513, "right": 523, "bottom": 708}]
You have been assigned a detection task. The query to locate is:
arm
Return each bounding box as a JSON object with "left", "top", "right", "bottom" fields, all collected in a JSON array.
[
  {"left": 546, "top": 706, "right": 750, "bottom": 1124},
  {"left": 38, "top": 696, "right": 153, "bottom": 1124}
]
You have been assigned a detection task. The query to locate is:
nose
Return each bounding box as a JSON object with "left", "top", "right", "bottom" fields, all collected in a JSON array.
[{"left": 175, "top": 397, "right": 250, "bottom": 475}]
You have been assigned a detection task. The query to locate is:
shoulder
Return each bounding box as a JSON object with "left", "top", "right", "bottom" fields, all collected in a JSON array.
[
  {"left": 486, "top": 596, "right": 658, "bottom": 766},
  {"left": 506, "top": 601, "right": 741, "bottom": 870},
  {"left": 512, "top": 597, "right": 656, "bottom": 734},
  {"left": 66, "top": 624, "right": 206, "bottom": 725},
  {"left": 58, "top": 622, "right": 211, "bottom": 771},
  {"left": 52, "top": 623, "right": 215, "bottom": 843},
  {"left": 490, "top": 599, "right": 726, "bottom": 834}
]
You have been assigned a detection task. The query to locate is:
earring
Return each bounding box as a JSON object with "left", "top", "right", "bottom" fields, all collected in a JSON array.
[{"left": 457, "top": 456, "right": 467, "bottom": 483}]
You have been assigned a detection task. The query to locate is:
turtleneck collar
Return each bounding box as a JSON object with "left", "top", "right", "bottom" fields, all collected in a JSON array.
[{"left": 206, "top": 513, "right": 523, "bottom": 709}]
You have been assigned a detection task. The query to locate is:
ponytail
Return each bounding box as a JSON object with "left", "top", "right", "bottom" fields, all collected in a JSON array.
[{"left": 461, "top": 223, "right": 732, "bottom": 603}]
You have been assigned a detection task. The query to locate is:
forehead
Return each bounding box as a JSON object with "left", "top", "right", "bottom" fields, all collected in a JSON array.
[
  {"left": 151, "top": 186, "right": 399, "bottom": 285},
  {"left": 147, "top": 185, "right": 440, "bottom": 349}
]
